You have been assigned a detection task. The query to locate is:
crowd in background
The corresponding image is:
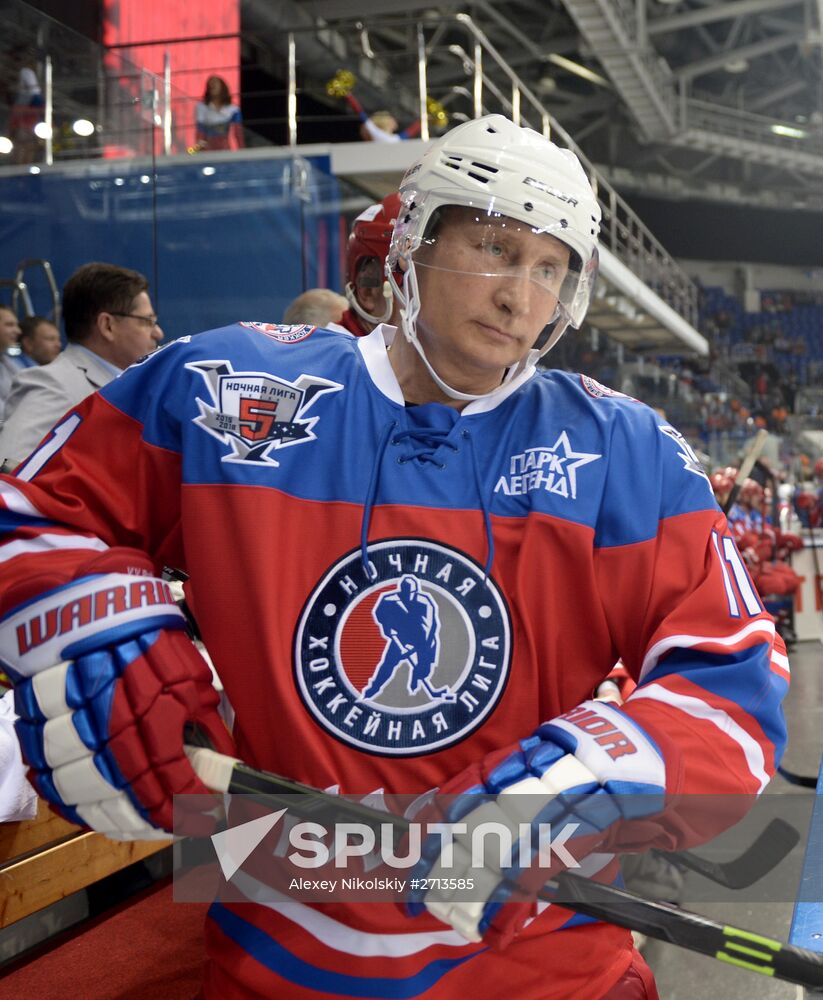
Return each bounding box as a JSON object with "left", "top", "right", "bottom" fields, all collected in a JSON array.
[{"left": 1, "top": 202, "right": 821, "bottom": 664}]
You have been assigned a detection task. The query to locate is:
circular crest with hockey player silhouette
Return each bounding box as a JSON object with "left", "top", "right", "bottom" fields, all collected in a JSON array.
[{"left": 294, "top": 539, "right": 512, "bottom": 756}]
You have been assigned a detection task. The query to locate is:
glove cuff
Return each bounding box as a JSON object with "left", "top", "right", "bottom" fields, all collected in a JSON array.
[
  {"left": 0, "top": 573, "right": 186, "bottom": 679},
  {"left": 538, "top": 699, "right": 665, "bottom": 793}
]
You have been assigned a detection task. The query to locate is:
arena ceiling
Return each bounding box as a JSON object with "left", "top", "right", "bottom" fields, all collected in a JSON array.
[{"left": 244, "top": 0, "right": 823, "bottom": 215}]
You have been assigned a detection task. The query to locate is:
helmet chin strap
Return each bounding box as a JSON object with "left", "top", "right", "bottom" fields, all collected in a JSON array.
[
  {"left": 345, "top": 280, "right": 394, "bottom": 327},
  {"left": 387, "top": 260, "right": 567, "bottom": 403}
]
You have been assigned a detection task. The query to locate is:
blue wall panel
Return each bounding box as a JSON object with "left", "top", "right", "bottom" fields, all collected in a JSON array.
[{"left": 0, "top": 154, "right": 340, "bottom": 340}]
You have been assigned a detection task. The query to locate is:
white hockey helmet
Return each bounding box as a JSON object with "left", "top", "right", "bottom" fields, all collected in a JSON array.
[{"left": 387, "top": 114, "right": 601, "bottom": 400}]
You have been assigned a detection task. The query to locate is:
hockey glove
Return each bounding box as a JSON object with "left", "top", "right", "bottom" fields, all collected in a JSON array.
[
  {"left": 0, "top": 551, "right": 235, "bottom": 839},
  {"left": 408, "top": 700, "right": 666, "bottom": 948}
]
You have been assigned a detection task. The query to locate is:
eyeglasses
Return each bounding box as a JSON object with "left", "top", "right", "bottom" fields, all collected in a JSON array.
[{"left": 110, "top": 312, "right": 159, "bottom": 328}]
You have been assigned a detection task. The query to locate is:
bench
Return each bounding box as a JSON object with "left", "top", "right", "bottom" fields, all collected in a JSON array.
[{"left": 0, "top": 798, "right": 170, "bottom": 929}]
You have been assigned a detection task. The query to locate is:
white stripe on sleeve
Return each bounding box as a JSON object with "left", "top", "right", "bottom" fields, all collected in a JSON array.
[
  {"left": 639, "top": 619, "right": 775, "bottom": 682},
  {"left": 0, "top": 481, "right": 41, "bottom": 518},
  {"left": 628, "top": 684, "right": 770, "bottom": 793},
  {"left": 0, "top": 532, "right": 109, "bottom": 564}
]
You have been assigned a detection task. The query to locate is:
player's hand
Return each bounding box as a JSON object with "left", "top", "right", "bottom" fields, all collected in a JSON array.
[
  {"left": 407, "top": 700, "right": 666, "bottom": 948},
  {"left": 0, "top": 561, "right": 235, "bottom": 840}
]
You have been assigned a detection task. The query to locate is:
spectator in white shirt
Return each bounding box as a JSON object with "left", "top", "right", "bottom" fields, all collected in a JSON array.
[
  {"left": 0, "top": 306, "right": 22, "bottom": 421},
  {"left": 0, "top": 262, "right": 162, "bottom": 471}
]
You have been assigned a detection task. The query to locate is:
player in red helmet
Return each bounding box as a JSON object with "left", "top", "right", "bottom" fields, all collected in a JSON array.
[
  {"left": 794, "top": 478, "right": 821, "bottom": 529},
  {"left": 739, "top": 478, "right": 764, "bottom": 507},
  {"left": 335, "top": 192, "right": 402, "bottom": 336},
  {"left": 709, "top": 469, "right": 733, "bottom": 507}
]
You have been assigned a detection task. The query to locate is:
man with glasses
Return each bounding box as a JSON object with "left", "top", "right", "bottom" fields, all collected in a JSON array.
[{"left": 0, "top": 262, "right": 162, "bottom": 470}]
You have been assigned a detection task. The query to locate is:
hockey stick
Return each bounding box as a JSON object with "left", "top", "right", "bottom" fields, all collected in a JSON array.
[
  {"left": 184, "top": 743, "right": 796, "bottom": 890},
  {"left": 654, "top": 818, "right": 799, "bottom": 889},
  {"left": 551, "top": 872, "right": 823, "bottom": 987},
  {"left": 722, "top": 429, "right": 769, "bottom": 516},
  {"left": 185, "top": 746, "right": 822, "bottom": 989},
  {"left": 806, "top": 512, "right": 823, "bottom": 624},
  {"left": 777, "top": 764, "right": 818, "bottom": 789}
]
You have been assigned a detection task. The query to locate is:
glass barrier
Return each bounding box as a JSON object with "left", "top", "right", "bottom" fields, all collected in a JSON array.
[
  {"left": 0, "top": 0, "right": 718, "bottom": 440},
  {"left": 1, "top": 0, "right": 155, "bottom": 165}
]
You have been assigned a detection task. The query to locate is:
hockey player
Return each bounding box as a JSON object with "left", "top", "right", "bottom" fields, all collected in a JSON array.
[
  {"left": 335, "top": 191, "right": 402, "bottom": 336},
  {"left": 0, "top": 116, "right": 787, "bottom": 999}
]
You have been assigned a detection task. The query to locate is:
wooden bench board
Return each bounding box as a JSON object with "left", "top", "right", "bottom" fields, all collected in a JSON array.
[
  {"left": 0, "top": 801, "right": 170, "bottom": 927},
  {"left": 0, "top": 799, "right": 80, "bottom": 862}
]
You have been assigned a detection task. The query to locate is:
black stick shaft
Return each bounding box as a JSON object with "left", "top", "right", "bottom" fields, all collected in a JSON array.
[
  {"left": 549, "top": 874, "right": 823, "bottom": 988},
  {"left": 188, "top": 749, "right": 823, "bottom": 990}
]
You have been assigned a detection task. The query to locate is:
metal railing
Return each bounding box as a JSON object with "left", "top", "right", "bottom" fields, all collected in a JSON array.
[
  {"left": 685, "top": 98, "right": 823, "bottom": 162},
  {"left": 1, "top": 2, "right": 701, "bottom": 331},
  {"left": 282, "top": 11, "right": 698, "bottom": 329}
]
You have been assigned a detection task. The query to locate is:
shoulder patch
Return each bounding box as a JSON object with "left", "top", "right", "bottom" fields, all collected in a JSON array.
[
  {"left": 239, "top": 322, "right": 317, "bottom": 344},
  {"left": 658, "top": 423, "right": 711, "bottom": 485},
  {"left": 580, "top": 374, "right": 635, "bottom": 401},
  {"left": 185, "top": 359, "right": 342, "bottom": 466}
]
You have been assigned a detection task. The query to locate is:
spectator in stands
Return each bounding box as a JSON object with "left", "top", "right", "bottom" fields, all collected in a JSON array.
[
  {"left": 359, "top": 109, "right": 404, "bottom": 143},
  {"left": 282, "top": 288, "right": 348, "bottom": 327},
  {"left": 0, "top": 262, "right": 162, "bottom": 471},
  {"left": 6, "top": 47, "right": 44, "bottom": 165},
  {"left": 194, "top": 75, "right": 244, "bottom": 152},
  {"left": 17, "top": 315, "right": 61, "bottom": 367},
  {"left": 0, "top": 305, "right": 22, "bottom": 421}
]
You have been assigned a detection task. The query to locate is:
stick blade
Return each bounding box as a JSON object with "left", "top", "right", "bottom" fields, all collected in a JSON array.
[
  {"left": 778, "top": 765, "right": 819, "bottom": 789},
  {"left": 660, "top": 818, "right": 800, "bottom": 889}
]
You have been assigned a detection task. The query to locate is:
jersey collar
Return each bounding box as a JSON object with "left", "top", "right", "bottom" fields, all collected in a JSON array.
[{"left": 356, "top": 324, "right": 538, "bottom": 415}]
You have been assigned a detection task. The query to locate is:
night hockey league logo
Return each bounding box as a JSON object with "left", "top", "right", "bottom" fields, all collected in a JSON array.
[
  {"left": 295, "top": 540, "right": 512, "bottom": 756},
  {"left": 239, "top": 322, "right": 317, "bottom": 344},
  {"left": 186, "top": 360, "right": 342, "bottom": 465},
  {"left": 580, "top": 375, "right": 634, "bottom": 400}
]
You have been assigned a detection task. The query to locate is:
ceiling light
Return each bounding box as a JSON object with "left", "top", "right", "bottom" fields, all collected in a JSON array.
[
  {"left": 202, "top": 166, "right": 216, "bottom": 176},
  {"left": 72, "top": 119, "right": 95, "bottom": 137},
  {"left": 771, "top": 123, "right": 806, "bottom": 138},
  {"left": 29, "top": 165, "right": 40, "bottom": 174},
  {"left": 724, "top": 58, "right": 749, "bottom": 73},
  {"left": 114, "top": 177, "right": 125, "bottom": 186},
  {"left": 140, "top": 174, "right": 151, "bottom": 183},
  {"left": 0, "top": 137, "right": 12, "bottom": 155},
  {"left": 33, "top": 122, "right": 52, "bottom": 139}
]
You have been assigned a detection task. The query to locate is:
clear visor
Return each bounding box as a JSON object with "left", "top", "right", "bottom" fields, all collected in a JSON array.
[{"left": 409, "top": 207, "right": 585, "bottom": 331}]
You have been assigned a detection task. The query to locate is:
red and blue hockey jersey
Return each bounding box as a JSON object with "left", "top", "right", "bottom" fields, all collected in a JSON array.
[{"left": 0, "top": 323, "right": 788, "bottom": 999}]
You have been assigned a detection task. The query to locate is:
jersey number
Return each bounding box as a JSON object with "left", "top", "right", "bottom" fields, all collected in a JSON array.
[
  {"left": 238, "top": 398, "right": 278, "bottom": 441},
  {"left": 16, "top": 413, "right": 82, "bottom": 482},
  {"left": 713, "top": 530, "right": 762, "bottom": 618}
]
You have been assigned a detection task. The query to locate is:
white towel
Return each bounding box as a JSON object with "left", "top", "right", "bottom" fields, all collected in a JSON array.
[{"left": 0, "top": 688, "right": 38, "bottom": 821}]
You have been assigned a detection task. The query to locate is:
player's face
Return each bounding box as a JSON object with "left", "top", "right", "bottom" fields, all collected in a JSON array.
[
  {"left": 109, "top": 292, "right": 163, "bottom": 369},
  {"left": 413, "top": 208, "right": 570, "bottom": 394},
  {"left": 0, "top": 309, "right": 21, "bottom": 351}
]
